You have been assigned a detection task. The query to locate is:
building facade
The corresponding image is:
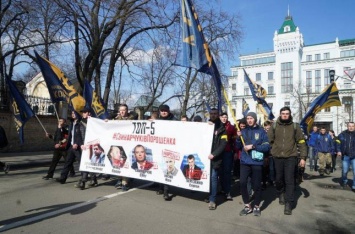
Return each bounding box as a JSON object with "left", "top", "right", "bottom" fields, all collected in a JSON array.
[{"left": 228, "top": 13, "right": 355, "bottom": 134}]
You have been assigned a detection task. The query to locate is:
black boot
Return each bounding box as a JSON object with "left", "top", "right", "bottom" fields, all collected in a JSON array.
[
  {"left": 279, "top": 193, "right": 285, "bottom": 205},
  {"left": 284, "top": 202, "right": 292, "bottom": 215},
  {"left": 163, "top": 190, "right": 169, "bottom": 201}
]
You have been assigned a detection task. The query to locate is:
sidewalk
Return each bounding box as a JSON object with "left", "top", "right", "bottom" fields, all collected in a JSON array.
[{"left": 0, "top": 151, "right": 53, "bottom": 169}]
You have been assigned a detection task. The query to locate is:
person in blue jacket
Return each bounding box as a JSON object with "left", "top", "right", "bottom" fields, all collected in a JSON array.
[
  {"left": 314, "top": 127, "right": 334, "bottom": 176},
  {"left": 236, "top": 112, "right": 270, "bottom": 217}
]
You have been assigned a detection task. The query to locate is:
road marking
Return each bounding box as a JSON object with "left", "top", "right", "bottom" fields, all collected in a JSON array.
[{"left": 0, "top": 182, "right": 153, "bottom": 232}]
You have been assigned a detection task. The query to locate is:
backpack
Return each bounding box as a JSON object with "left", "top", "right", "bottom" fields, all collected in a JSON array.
[{"left": 0, "top": 126, "right": 8, "bottom": 148}]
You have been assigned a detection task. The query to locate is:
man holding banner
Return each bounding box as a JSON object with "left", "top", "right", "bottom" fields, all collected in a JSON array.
[{"left": 207, "top": 108, "right": 228, "bottom": 210}]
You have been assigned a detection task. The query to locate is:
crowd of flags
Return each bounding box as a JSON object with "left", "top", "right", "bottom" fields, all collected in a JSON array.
[{"left": 4, "top": 0, "right": 347, "bottom": 142}]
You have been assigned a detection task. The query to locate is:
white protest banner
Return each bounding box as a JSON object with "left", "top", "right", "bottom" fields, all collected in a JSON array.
[{"left": 79, "top": 117, "right": 214, "bottom": 192}]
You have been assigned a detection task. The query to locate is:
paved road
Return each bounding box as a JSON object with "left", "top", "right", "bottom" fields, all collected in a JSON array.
[{"left": 0, "top": 152, "right": 354, "bottom": 233}]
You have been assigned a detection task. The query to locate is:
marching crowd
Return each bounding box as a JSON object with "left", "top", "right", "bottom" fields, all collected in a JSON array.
[{"left": 2, "top": 103, "right": 354, "bottom": 217}]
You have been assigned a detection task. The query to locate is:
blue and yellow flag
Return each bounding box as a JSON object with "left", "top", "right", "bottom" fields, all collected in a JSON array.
[
  {"left": 242, "top": 98, "right": 250, "bottom": 118},
  {"left": 5, "top": 76, "right": 35, "bottom": 143},
  {"left": 243, "top": 69, "right": 274, "bottom": 120},
  {"left": 34, "top": 51, "right": 85, "bottom": 113},
  {"left": 180, "top": 0, "right": 222, "bottom": 111},
  {"left": 83, "top": 80, "right": 108, "bottom": 119},
  {"left": 300, "top": 82, "right": 341, "bottom": 134}
]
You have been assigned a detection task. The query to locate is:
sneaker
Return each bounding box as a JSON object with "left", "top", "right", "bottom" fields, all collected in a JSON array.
[
  {"left": 208, "top": 202, "right": 216, "bottom": 210},
  {"left": 42, "top": 175, "right": 53, "bottom": 180},
  {"left": 239, "top": 205, "right": 252, "bottom": 216},
  {"left": 163, "top": 191, "right": 170, "bottom": 201},
  {"left": 253, "top": 206, "right": 261, "bottom": 216},
  {"left": 226, "top": 193, "right": 233, "bottom": 201},
  {"left": 115, "top": 181, "right": 122, "bottom": 189},
  {"left": 3, "top": 163, "right": 10, "bottom": 174},
  {"left": 122, "top": 185, "right": 129, "bottom": 192}
]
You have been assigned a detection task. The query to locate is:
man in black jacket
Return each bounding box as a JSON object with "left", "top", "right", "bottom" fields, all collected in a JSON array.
[
  {"left": 207, "top": 108, "right": 228, "bottom": 210},
  {"left": 156, "top": 104, "right": 177, "bottom": 200},
  {"left": 56, "top": 109, "right": 87, "bottom": 185},
  {"left": 43, "top": 118, "right": 75, "bottom": 180}
]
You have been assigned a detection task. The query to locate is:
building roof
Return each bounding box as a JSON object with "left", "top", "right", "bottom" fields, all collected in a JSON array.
[
  {"left": 278, "top": 15, "right": 297, "bottom": 34},
  {"left": 339, "top": 38, "right": 355, "bottom": 47}
]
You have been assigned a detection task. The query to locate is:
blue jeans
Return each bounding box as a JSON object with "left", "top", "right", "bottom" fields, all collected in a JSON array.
[
  {"left": 308, "top": 146, "right": 318, "bottom": 169},
  {"left": 209, "top": 168, "right": 219, "bottom": 203},
  {"left": 220, "top": 151, "right": 233, "bottom": 194},
  {"left": 342, "top": 156, "right": 355, "bottom": 189}
]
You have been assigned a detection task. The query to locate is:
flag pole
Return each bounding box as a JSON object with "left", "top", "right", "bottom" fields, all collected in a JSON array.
[
  {"left": 222, "top": 87, "right": 245, "bottom": 146},
  {"left": 53, "top": 104, "right": 59, "bottom": 120},
  {"left": 34, "top": 115, "right": 48, "bottom": 134}
]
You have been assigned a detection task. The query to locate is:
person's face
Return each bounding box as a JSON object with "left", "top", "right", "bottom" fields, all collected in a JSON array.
[
  {"left": 82, "top": 111, "right": 90, "bottom": 118},
  {"left": 220, "top": 115, "right": 228, "bottom": 124},
  {"left": 347, "top": 123, "right": 355, "bottom": 132},
  {"left": 165, "top": 158, "right": 174, "bottom": 171},
  {"left": 58, "top": 119, "right": 65, "bottom": 126},
  {"left": 71, "top": 111, "right": 77, "bottom": 119},
  {"left": 313, "top": 126, "right": 318, "bottom": 132},
  {"left": 93, "top": 145, "right": 103, "bottom": 156},
  {"left": 246, "top": 116, "right": 255, "bottom": 126},
  {"left": 329, "top": 131, "right": 334, "bottom": 137},
  {"left": 280, "top": 110, "right": 291, "bottom": 120},
  {"left": 320, "top": 129, "right": 326, "bottom": 134},
  {"left": 188, "top": 158, "right": 195, "bottom": 168},
  {"left": 181, "top": 117, "right": 187, "bottom": 121},
  {"left": 239, "top": 123, "right": 246, "bottom": 130},
  {"left": 209, "top": 110, "right": 219, "bottom": 121},
  {"left": 160, "top": 110, "right": 169, "bottom": 118},
  {"left": 110, "top": 147, "right": 121, "bottom": 160},
  {"left": 119, "top": 106, "right": 128, "bottom": 117},
  {"left": 264, "top": 125, "right": 271, "bottom": 132},
  {"left": 134, "top": 146, "right": 146, "bottom": 162}
]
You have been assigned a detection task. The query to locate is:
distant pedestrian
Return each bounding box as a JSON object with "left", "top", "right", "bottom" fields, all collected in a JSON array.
[
  {"left": 337, "top": 122, "right": 355, "bottom": 190},
  {"left": 308, "top": 126, "right": 319, "bottom": 171},
  {"left": 43, "top": 118, "right": 75, "bottom": 180},
  {"left": 328, "top": 130, "right": 338, "bottom": 172},
  {"left": 314, "top": 127, "right": 333, "bottom": 176}
]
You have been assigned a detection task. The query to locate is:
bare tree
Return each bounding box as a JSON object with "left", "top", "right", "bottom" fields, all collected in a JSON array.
[
  {"left": 130, "top": 39, "right": 181, "bottom": 114},
  {"left": 291, "top": 79, "right": 316, "bottom": 122}
]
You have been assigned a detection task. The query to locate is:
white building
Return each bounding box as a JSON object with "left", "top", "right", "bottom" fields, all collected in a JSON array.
[{"left": 228, "top": 13, "right": 355, "bottom": 134}]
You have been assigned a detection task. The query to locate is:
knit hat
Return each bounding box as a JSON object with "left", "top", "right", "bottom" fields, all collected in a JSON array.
[
  {"left": 159, "top": 104, "right": 170, "bottom": 112},
  {"left": 246, "top": 112, "right": 257, "bottom": 121}
]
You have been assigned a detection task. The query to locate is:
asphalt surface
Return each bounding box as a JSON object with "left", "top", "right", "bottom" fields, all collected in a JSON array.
[{"left": 0, "top": 152, "right": 355, "bottom": 233}]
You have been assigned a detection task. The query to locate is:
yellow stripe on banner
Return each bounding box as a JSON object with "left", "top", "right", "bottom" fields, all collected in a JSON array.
[{"left": 298, "top": 140, "right": 305, "bottom": 144}]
